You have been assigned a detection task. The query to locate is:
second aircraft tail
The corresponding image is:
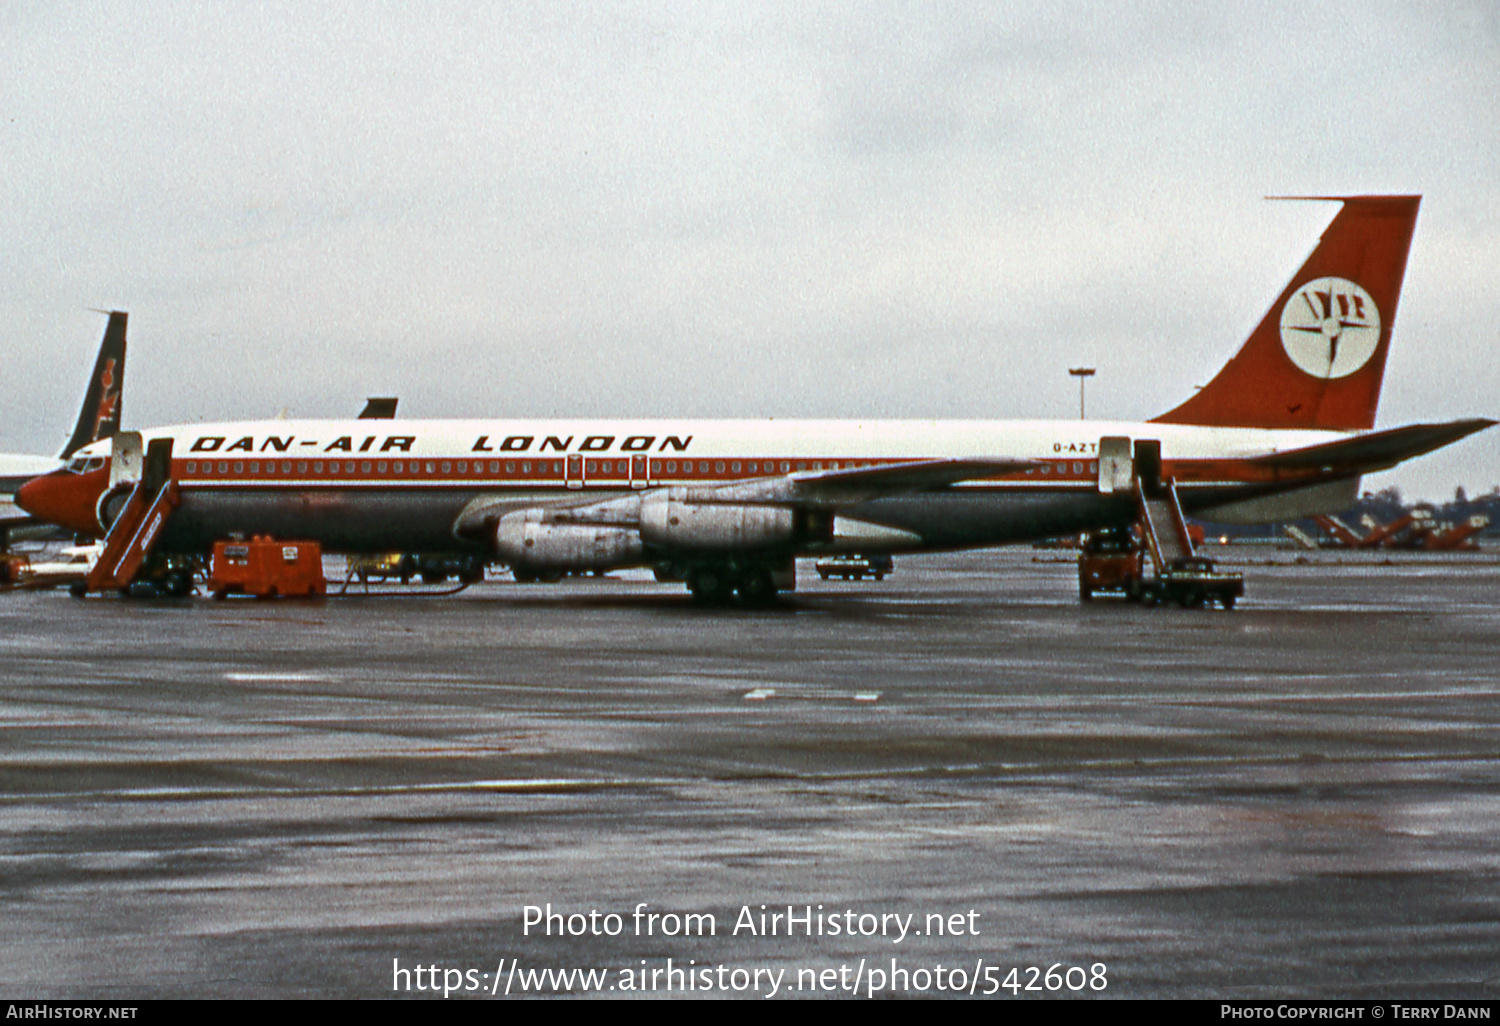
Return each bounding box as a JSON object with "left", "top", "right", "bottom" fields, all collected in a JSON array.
[{"left": 59, "top": 311, "right": 128, "bottom": 459}]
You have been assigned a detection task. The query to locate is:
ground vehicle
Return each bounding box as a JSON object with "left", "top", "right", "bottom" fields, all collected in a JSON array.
[
  {"left": 1142, "top": 556, "right": 1243, "bottom": 609},
  {"left": 394, "top": 553, "right": 486, "bottom": 584},
  {"left": 1077, "top": 527, "right": 1144, "bottom": 600},
  {"left": 208, "top": 537, "right": 325, "bottom": 598},
  {"left": 816, "top": 553, "right": 893, "bottom": 580}
]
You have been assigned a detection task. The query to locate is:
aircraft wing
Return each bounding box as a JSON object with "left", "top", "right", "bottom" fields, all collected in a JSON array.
[
  {"left": 713, "top": 456, "right": 1033, "bottom": 508},
  {"left": 1248, "top": 418, "right": 1495, "bottom": 474},
  {"left": 452, "top": 457, "right": 1030, "bottom": 536}
]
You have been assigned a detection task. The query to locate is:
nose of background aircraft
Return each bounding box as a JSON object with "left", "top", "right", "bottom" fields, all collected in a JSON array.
[{"left": 16, "top": 471, "right": 101, "bottom": 536}]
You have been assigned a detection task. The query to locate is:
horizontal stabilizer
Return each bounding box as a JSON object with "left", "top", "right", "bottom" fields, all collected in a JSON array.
[{"left": 1249, "top": 418, "right": 1495, "bottom": 474}]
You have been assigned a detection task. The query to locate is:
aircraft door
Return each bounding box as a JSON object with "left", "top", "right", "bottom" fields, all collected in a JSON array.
[
  {"left": 1133, "top": 439, "right": 1163, "bottom": 493},
  {"left": 566, "top": 454, "right": 583, "bottom": 490},
  {"left": 630, "top": 454, "right": 648, "bottom": 489},
  {"left": 109, "top": 432, "right": 144, "bottom": 489},
  {"left": 1097, "top": 436, "right": 1133, "bottom": 494}
]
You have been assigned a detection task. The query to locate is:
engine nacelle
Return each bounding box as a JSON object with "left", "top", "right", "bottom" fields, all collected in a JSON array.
[
  {"left": 640, "top": 490, "right": 799, "bottom": 550},
  {"left": 494, "top": 509, "right": 643, "bottom": 570}
]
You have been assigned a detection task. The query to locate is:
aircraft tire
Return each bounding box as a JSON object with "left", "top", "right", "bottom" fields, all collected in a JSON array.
[
  {"left": 162, "top": 571, "right": 193, "bottom": 598},
  {"left": 688, "top": 567, "right": 733, "bottom": 606},
  {"left": 735, "top": 569, "right": 777, "bottom": 608}
]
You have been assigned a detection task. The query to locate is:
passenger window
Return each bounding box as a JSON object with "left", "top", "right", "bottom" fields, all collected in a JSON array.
[
  {"left": 330, "top": 462, "right": 339, "bottom": 474},
  {"left": 249, "top": 461, "right": 259, "bottom": 473},
  {"left": 298, "top": 462, "right": 308, "bottom": 474},
  {"left": 218, "top": 461, "right": 228, "bottom": 473},
  {"left": 457, "top": 461, "right": 467, "bottom": 473},
  {"left": 587, "top": 461, "right": 597, "bottom": 474},
  {"left": 393, "top": 462, "right": 404, "bottom": 473},
  {"left": 781, "top": 462, "right": 790, "bottom": 472},
  {"left": 186, "top": 461, "right": 196, "bottom": 474},
  {"left": 361, "top": 461, "right": 372, "bottom": 473},
  {"left": 377, "top": 462, "right": 386, "bottom": 473},
  {"left": 522, "top": 462, "right": 531, "bottom": 473},
  {"left": 505, "top": 462, "right": 515, "bottom": 474},
  {"left": 314, "top": 462, "right": 324, "bottom": 473},
  {"left": 489, "top": 461, "right": 499, "bottom": 473},
  {"left": 1073, "top": 462, "right": 1083, "bottom": 474},
  {"left": 666, "top": 461, "right": 676, "bottom": 473},
  {"left": 427, "top": 462, "right": 437, "bottom": 473},
  {"left": 282, "top": 462, "right": 291, "bottom": 473},
  {"left": 715, "top": 461, "right": 725, "bottom": 473}
]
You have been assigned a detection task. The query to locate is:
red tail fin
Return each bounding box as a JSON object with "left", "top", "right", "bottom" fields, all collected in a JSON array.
[{"left": 1152, "top": 196, "right": 1419, "bottom": 431}]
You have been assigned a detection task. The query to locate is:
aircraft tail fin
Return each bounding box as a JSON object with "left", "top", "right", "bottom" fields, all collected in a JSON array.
[
  {"left": 59, "top": 311, "right": 128, "bottom": 459},
  {"left": 1152, "top": 196, "right": 1419, "bottom": 431}
]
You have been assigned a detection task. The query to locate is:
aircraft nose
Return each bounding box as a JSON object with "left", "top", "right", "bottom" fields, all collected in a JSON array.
[{"left": 16, "top": 470, "right": 102, "bottom": 536}]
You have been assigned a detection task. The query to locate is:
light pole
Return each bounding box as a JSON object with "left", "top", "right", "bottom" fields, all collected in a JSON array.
[{"left": 1069, "top": 367, "right": 1095, "bottom": 420}]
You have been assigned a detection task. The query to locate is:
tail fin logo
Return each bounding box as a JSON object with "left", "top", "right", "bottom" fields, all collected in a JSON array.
[
  {"left": 92, "top": 358, "right": 121, "bottom": 441},
  {"left": 1279, "top": 276, "right": 1381, "bottom": 380}
]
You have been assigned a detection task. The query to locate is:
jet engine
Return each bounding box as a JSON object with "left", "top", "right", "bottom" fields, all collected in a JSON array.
[
  {"left": 494, "top": 508, "right": 643, "bottom": 571},
  {"left": 640, "top": 490, "right": 813, "bottom": 549}
]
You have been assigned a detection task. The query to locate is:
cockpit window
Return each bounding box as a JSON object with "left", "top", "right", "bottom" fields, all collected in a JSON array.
[{"left": 67, "top": 458, "right": 87, "bottom": 473}]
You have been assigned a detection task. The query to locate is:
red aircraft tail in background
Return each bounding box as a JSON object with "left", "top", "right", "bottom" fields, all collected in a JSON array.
[{"left": 59, "top": 311, "right": 128, "bottom": 459}]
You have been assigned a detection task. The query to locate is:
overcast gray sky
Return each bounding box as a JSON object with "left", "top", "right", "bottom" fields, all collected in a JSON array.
[{"left": 3, "top": 1, "right": 1496, "bottom": 500}]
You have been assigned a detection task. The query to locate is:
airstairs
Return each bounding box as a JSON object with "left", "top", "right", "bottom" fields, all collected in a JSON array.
[
  {"left": 1136, "top": 479, "right": 1195, "bottom": 572},
  {"left": 82, "top": 437, "right": 178, "bottom": 593},
  {"left": 1083, "top": 437, "right": 1241, "bottom": 608}
]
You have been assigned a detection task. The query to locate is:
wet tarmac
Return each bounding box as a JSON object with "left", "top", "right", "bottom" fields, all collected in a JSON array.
[{"left": 1, "top": 550, "right": 1498, "bottom": 999}]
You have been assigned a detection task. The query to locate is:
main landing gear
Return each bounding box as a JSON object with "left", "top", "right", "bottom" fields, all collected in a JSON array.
[{"left": 686, "top": 559, "right": 785, "bottom": 608}]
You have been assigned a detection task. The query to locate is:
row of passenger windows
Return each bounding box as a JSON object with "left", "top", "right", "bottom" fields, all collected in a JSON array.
[
  {"left": 180, "top": 458, "right": 1103, "bottom": 478},
  {"left": 181, "top": 458, "right": 862, "bottom": 477},
  {"left": 1028, "top": 461, "right": 1099, "bottom": 475}
]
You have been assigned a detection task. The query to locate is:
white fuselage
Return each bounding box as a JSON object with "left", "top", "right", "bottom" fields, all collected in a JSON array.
[{"left": 51, "top": 417, "right": 1355, "bottom": 557}]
